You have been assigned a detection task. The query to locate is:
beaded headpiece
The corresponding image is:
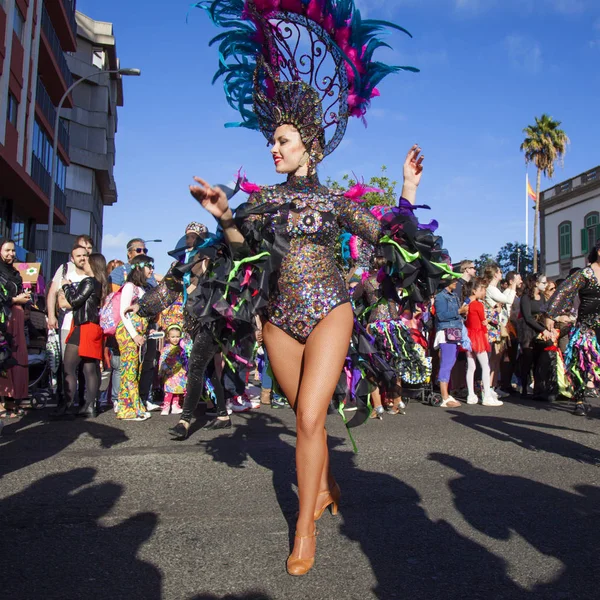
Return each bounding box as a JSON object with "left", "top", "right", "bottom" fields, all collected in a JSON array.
[
  {"left": 194, "top": 0, "right": 418, "bottom": 158},
  {"left": 185, "top": 222, "right": 208, "bottom": 236}
]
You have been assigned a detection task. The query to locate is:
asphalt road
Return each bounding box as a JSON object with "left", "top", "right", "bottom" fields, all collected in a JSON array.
[{"left": 1, "top": 395, "right": 599, "bottom": 600}]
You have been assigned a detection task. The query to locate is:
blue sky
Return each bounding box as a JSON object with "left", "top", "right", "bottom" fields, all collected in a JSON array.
[{"left": 77, "top": 0, "right": 600, "bottom": 275}]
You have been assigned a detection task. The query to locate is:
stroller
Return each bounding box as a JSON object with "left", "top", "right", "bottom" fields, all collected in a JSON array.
[{"left": 26, "top": 307, "right": 59, "bottom": 409}]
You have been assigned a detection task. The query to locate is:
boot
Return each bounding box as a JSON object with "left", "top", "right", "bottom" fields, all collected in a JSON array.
[
  {"left": 49, "top": 396, "right": 73, "bottom": 419},
  {"left": 76, "top": 396, "right": 97, "bottom": 418},
  {"left": 260, "top": 388, "right": 272, "bottom": 405}
]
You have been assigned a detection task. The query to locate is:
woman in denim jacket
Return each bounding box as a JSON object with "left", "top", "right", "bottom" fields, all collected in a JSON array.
[{"left": 434, "top": 280, "right": 465, "bottom": 407}]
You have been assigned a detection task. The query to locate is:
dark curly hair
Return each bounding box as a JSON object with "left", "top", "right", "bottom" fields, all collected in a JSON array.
[
  {"left": 588, "top": 240, "right": 600, "bottom": 264},
  {"left": 522, "top": 273, "right": 544, "bottom": 299}
]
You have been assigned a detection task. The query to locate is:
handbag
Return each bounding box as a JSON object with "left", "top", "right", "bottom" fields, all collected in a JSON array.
[{"left": 445, "top": 327, "right": 462, "bottom": 343}]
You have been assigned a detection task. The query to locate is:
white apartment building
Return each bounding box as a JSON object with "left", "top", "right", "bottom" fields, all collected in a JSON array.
[{"left": 540, "top": 166, "right": 600, "bottom": 279}]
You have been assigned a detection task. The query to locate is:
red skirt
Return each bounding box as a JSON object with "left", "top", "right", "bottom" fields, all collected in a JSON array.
[
  {"left": 66, "top": 322, "right": 103, "bottom": 360},
  {"left": 468, "top": 329, "right": 491, "bottom": 354}
]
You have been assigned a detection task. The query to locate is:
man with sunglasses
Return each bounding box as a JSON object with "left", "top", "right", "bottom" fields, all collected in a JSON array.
[
  {"left": 108, "top": 238, "right": 158, "bottom": 293},
  {"left": 106, "top": 238, "right": 161, "bottom": 411}
]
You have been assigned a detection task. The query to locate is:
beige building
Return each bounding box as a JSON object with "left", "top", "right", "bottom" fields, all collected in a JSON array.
[
  {"left": 540, "top": 166, "right": 600, "bottom": 279},
  {"left": 36, "top": 10, "right": 123, "bottom": 270}
]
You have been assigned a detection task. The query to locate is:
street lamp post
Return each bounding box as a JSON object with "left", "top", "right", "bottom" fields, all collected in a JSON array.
[{"left": 45, "top": 68, "right": 141, "bottom": 279}]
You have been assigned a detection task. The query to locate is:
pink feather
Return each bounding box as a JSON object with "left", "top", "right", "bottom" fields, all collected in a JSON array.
[
  {"left": 344, "top": 182, "right": 384, "bottom": 202},
  {"left": 349, "top": 236, "right": 359, "bottom": 260},
  {"left": 306, "top": 0, "right": 322, "bottom": 22}
]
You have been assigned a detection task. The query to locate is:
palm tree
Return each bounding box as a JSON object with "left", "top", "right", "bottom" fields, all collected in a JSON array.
[{"left": 520, "top": 114, "right": 570, "bottom": 272}]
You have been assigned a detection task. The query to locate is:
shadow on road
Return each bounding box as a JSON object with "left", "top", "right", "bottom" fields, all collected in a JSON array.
[
  {"left": 431, "top": 453, "right": 600, "bottom": 600},
  {"left": 446, "top": 411, "right": 600, "bottom": 465},
  {"left": 0, "top": 467, "right": 160, "bottom": 600},
  {"left": 198, "top": 412, "right": 528, "bottom": 599},
  {"left": 0, "top": 410, "right": 129, "bottom": 479}
]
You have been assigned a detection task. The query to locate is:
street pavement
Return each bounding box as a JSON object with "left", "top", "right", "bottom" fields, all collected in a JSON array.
[{"left": 1, "top": 394, "right": 599, "bottom": 600}]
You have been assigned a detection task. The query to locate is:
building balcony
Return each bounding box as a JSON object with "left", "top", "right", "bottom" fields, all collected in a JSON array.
[
  {"left": 30, "top": 154, "right": 67, "bottom": 217},
  {"left": 40, "top": 5, "right": 74, "bottom": 105},
  {"left": 36, "top": 79, "right": 71, "bottom": 156},
  {"left": 45, "top": 0, "right": 78, "bottom": 52}
]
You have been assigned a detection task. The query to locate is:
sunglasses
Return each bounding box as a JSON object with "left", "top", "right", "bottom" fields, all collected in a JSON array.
[{"left": 132, "top": 247, "right": 149, "bottom": 254}]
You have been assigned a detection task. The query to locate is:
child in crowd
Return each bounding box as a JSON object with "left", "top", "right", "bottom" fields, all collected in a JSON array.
[
  {"left": 158, "top": 324, "right": 188, "bottom": 415},
  {"left": 465, "top": 279, "right": 501, "bottom": 406}
]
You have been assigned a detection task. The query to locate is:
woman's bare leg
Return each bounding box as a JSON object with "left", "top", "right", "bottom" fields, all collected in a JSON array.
[
  {"left": 263, "top": 323, "right": 333, "bottom": 494},
  {"left": 296, "top": 305, "right": 353, "bottom": 555}
]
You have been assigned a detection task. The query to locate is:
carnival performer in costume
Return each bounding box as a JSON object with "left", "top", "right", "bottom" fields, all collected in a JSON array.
[
  {"left": 128, "top": 222, "right": 230, "bottom": 436},
  {"left": 546, "top": 240, "right": 600, "bottom": 416},
  {"left": 188, "top": 0, "right": 455, "bottom": 575}
]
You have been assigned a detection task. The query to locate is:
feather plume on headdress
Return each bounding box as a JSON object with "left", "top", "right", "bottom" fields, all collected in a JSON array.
[{"left": 193, "top": 0, "right": 418, "bottom": 157}]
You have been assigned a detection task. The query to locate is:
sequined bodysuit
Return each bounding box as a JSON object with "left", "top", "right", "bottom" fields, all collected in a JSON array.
[{"left": 245, "top": 174, "right": 381, "bottom": 343}]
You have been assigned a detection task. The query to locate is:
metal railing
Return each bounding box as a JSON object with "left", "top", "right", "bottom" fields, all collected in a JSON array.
[
  {"left": 61, "top": 0, "right": 77, "bottom": 38},
  {"left": 31, "top": 156, "right": 67, "bottom": 216},
  {"left": 36, "top": 78, "right": 56, "bottom": 128},
  {"left": 54, "top": 184, "right": 67, "bottom": 215},
  {"left": 31, "top": 154, "right": 51, "bottom": 197},
  {"left": 41, "top": 5, "right": 74, "bottom": 89},
  {"left": 36, "top": 79, "right": 70, "bottom": 153},
  {"left": 58, "top": 118, "right": 70, "bottom": 153}
]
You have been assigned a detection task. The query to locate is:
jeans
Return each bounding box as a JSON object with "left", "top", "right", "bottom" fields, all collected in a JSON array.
[{"left": 110, "top": 352, "right": 121, "bottom": 403}]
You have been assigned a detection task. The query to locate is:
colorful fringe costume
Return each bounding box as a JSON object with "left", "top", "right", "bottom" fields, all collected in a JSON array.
[
  {"left": 183, "top": 0, "right": 456, "bottom": 432},
  {"left": 546, "top": 266, "right": 600, "bottom": 399}
]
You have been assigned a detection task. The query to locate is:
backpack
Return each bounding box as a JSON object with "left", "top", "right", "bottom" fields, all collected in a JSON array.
[{"left": 99, "top": 288, "right": 124, "bottom": 335}]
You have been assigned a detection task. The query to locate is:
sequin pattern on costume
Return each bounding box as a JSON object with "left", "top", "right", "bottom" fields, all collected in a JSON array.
[{"left": 246, "top": 174, "right": 381, "bottom": 343}]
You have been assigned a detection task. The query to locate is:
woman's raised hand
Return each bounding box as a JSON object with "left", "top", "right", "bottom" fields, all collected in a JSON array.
[
  {"left": 189, "top": 177, "right": 229, "bottom": 219},
  {"left": 403, "top": 144, "right": 424, "bottom": 189}
]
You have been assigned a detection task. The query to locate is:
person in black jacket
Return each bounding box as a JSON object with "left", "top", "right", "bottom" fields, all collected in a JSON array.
[
  {"left": 517, "top": 273, "right": 553, "bottom": 398},
  {"left": 51, "top": 253, "right": 108, "bottom": 418}
]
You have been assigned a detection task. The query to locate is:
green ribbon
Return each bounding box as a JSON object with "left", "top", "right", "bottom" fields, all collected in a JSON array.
[
  {"left": 379, "top": 235, "right": 419, "bottom": 262},
  {"left": 337, "top": 403, "right": 359, "bottom": 454},
  {"left": 224, "top": 251, "right": 271, "bottom": 297}
]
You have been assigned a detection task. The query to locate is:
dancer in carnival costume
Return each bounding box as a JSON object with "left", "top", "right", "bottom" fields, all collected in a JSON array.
[
  {"left": 127, "top": 222, "right": 230, "bottom": 435},
  {"left": 545, "top": 240, "right": 600, "bottom": 416},
  {"left": 189, "top": 0, "right": 455, "bottom": 575}
]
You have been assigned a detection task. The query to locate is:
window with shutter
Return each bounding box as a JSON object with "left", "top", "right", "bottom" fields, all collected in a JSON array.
[{"left": 559, "top": 222, "right": 571, "bottom": 259}]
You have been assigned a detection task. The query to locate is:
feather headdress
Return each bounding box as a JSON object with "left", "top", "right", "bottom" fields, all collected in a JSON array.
[{"left": 193, "top": 0, "right": 418, "bottom": 157}]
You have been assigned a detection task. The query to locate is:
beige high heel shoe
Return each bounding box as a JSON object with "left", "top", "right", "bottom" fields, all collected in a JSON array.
[
  {"left": 286, "top": 529, "right": 317, "bottom": 576},
  {"left": 314, "top": 481, "right": 341, "bottom": 520}
]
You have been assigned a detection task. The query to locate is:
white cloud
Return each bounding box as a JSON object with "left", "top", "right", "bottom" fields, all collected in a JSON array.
[
  {"left": 505, "top": 34, "right": 543, "bottom": 74},
  {"left": 102, "top": 231, "right": 130, "bottom": 251}
]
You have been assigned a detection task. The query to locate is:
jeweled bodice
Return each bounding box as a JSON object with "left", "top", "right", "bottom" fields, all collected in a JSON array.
[{"left": 243, "top": 174, "right": 381, "bottom": 341}]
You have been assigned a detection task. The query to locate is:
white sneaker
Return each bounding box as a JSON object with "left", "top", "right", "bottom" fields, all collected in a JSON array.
[
  {"left": 248, "top": 396, "right": 261, "bottom": 409},
  {"left": 160, "top": 407, "right": 170, "bottom": 416},
  {"left": 494, "top": 388, "right": 509, "bottom": 399},
  {"left": 146, "top": 401, "right": 162, "bottom": 412},
  {"left": 466, "top": 394, "right": 479, "bottom": 405},
  {"left": 481, "top": 395, "right": 503, "bottom": 406}
]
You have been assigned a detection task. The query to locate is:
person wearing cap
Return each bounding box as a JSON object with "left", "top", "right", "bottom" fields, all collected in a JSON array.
[
  {"left": 127, "top": 221, "right": 231, "bottom": 437},
  {"left": 169, "top": 221, "right": 231, "bottom": 437}
]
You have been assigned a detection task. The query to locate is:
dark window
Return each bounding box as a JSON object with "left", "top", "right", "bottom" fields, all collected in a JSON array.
[
  {"left": 13, "top": 6, "right": 25, "bottom": 42},
  {"left": 581, "top": 212, "right": 600, "bottom": 254},
  {"left": 559, "top": 222, "right": 571, "bottom": 260},
  {"left": 6, "top": 92, "right": 18, "bottom": 127}
]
